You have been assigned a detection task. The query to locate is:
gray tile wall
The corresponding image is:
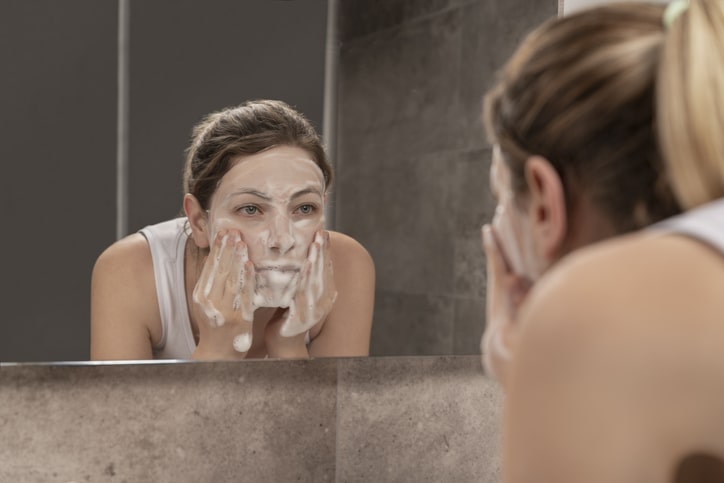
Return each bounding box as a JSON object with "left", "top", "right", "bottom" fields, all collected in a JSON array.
[
  {"left": 1, "top": 0, "right": 117, "bottom": 363},
  {"left": 335, "top": 0, "right": 558, "bottom": 356},
  {"left": 0, "top": 356, "right": 502, "bottom": 483}
]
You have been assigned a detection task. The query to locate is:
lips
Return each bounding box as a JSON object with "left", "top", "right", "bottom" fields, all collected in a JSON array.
[{"left": 255, "top": 264, "right": 301, "bottom": 272}]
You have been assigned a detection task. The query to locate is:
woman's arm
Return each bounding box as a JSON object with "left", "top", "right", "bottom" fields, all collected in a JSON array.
[
  {"left": 90, "top": 234, "right": 160, "bottom": 360},
  {"left": 308, "top": 231, "right": 375, "bottom": 357}
]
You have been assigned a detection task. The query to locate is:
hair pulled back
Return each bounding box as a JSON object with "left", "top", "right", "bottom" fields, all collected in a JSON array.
[
  {"left": 183, "top": 99, "right": 332, "bottom": 211},
  {"left": 484, "top": 2, "right": 690, "bottom": 232},
  {"left": 658, "top": 0, "right": 724, "bottom": 209}
]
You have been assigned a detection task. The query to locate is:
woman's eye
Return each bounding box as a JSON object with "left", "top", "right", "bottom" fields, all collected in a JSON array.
[
  {"left": 237, "top": 205, "right": 259, "bottom": 216},
  {"left": 296, "top": 204, "right": 316, "bottom": 215}
]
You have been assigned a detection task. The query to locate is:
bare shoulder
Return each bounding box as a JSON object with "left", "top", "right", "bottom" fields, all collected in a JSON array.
[
  {"left": 308, "top": 231, "right": 375, "bottom": 357},
  {"left": 93, "top": 233, "right": 154, "bottom": 276},
  {"left": 523, "top": 231, "right": 724, "bottom": 336},
  {"left": 506, "top": 232, "right": 724, "bottom": 480},
  {"left": 91, "top": 233, "right": 161, "bottom": 359},
  {"left": 327, "top": 230, "right": 375, "bottom": 274}
]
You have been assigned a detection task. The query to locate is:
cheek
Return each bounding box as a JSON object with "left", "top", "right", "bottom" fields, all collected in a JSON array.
[
  {"left": 291, "top": 218, "right": 323, "bottom": 250},
  {"left": 208, "top": 215, "right": 268, "bottom": 258}
]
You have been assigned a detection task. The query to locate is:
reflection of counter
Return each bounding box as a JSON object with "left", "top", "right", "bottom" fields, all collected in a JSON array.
[{"left": 0, "top": 356, "right": 502, "bottom": 482}]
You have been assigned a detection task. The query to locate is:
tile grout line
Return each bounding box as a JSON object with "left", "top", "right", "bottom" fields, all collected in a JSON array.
[{"left": 116, "top": 0, "right": 130, "bottom": 240}]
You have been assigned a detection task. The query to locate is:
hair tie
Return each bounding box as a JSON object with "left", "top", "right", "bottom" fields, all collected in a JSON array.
[{"left": 664, "top": 0, "right": 689, "bottom": 29}]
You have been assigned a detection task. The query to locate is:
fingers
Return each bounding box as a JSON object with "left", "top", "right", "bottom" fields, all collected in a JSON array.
[
  {"left": 193, "top": 229, "right": 255, "bottom": 328},
  {"left": 482, "top": 224, "right": 510, "bottom": 283}
]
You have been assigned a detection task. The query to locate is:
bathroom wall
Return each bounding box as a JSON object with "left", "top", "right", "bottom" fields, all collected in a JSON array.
[
  {"left": 1, "top": 0, "right": 117, "bottom": 363},
  {"left": 334, "top": 0, "right": 558, "bottom": 356},
  {"left": 0, "top": 355, "right": 503, "bottom": 482},
  {"left": 1, "top": 0, "right": 327, "bottom": 362}
]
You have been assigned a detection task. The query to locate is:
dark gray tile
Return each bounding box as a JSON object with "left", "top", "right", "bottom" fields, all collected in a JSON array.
[
  {"left": 337, "top": 8, "right": 467, "bottom": 159},
  {"left": 370, "top": 291, "right": 455, "bottom": 356},
  {"left": 1, "top": 0, "right": 117, "bottom": 363},
  {"left": 453, "top": 148, "right": 495, "bottom": 238},
  {"left": 336, "top": 355, "right": 503, "bottom": 483},
  {"left": 453, "top": 296, "right": 487, "bottom": 355},
  {"left": 454, "top": 234, "right": 487, "bottom": 299},
  {"left": 458, "top": 0, "right": 559, "bottom": 151},
  {"left": 336, "top": 149, "right": 458, "bottom": 295},
  {"left": 0, "top": 360, "right": 337, "bottom": 482},
  {"left": 338, "top": 0, "right": 474, "bottom": 42}
]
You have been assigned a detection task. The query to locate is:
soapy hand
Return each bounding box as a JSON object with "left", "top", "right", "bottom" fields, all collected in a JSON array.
[
  {"left": 265, "top": 230, "right": 337, "bottom": 357},
  {"left": 480, "top": 224, "right": 532, "bottom": 386},
  {"left": 191, "top": 229, "right": 257, "bottom": 359}
]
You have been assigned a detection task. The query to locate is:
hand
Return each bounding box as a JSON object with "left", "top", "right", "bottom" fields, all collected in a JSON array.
[
  {"left": 480, "top": 224, "right": 532, "bottom": 386},
  {"left": 265, "top": 230, "right": 337, "bottom": 356},
  {"left": 190, "top": 229, "right": 256, "bottom": 359},
  {"left": 264, "top": 307, "right": 309, "bottom": 359}
]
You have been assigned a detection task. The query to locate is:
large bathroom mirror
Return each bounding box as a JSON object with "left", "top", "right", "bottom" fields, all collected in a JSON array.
[{"left": 2, "top": 0, "right": 558, "bottom": 363}]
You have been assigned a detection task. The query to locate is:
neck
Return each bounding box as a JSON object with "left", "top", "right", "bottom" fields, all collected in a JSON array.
[{"left": 559, "top": 195, "right": 618, "bottom": 258}]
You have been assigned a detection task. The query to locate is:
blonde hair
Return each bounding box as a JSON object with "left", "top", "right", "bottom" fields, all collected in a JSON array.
[
  {"left": 658, "top": 0, "right": 724, "bottom": 209},
  {"left": 484, "top": 3, "right": 682, "bottom": 233}
]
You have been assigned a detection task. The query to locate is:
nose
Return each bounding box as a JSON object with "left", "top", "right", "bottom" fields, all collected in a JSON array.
[{"left": 267, "top": 214, "right": 295, "bottom": 254}]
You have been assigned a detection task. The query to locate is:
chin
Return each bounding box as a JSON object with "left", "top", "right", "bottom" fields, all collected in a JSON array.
[{"left": 253, "top": 270, "right": 299, "bottom": 308}]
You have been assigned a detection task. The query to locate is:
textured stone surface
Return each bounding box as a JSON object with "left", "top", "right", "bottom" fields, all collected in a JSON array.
[
  {"left": 0, "top": 360, "right": 337, "bottom": 483},
  {"left": 336, "top": 356, "right": 503, "bottom": 483},
  {"left": 0, "top": 356, "right": 503, "bottom": 482}
]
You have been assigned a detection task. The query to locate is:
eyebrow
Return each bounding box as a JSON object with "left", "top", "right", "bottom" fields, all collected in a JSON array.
[
  {"left": 290, "top": 187, "right": 324, "bottom": 200},
  {"left": 225, "top": 189, "right": 272, "bottom": 202},
  {"left": 225, "top": 186, "right": 324, "bottom": 202}
]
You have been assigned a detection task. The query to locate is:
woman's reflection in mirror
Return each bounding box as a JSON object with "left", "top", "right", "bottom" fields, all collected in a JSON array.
[{"left": 91, "top": 100, "right": 375, "bottom": 361}]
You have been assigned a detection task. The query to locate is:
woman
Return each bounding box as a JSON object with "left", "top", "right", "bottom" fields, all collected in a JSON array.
[
  {"left": 480, "top": 0, "right": 682, "bottom": 384},
  {"left": 91, "top": 99, "right": 375, "bottom": 360},
  {"left": 484, "top": 1, "right": 724, "bottom": 481}
]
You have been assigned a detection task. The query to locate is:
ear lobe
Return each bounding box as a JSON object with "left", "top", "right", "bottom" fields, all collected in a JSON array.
[
  {"left": 524, "top": 156, "right": 567, "bottom": 261},
  {"left": 183, "top": 193, "right": 210, "bottom": 249}
]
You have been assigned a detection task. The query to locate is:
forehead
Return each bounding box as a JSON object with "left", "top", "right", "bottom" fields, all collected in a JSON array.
[{"left": 222, "top": 145, "right": 325, "bottom": 189}]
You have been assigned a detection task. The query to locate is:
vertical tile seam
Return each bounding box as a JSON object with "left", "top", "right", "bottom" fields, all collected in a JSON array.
[
  {"left": 324, "top": 0, "right": 339, "bottom": 231},
  {"left": 116, "top": 0, "right": 130, "bottom": 239}
]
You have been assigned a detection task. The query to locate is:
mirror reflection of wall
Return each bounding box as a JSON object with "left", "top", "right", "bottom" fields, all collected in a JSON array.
[
  {"left": 2, "top": 0, "right": 326, "bottom": 362},
  {"left": 334, "top": 0, "right": 557, "bottom": 356}
]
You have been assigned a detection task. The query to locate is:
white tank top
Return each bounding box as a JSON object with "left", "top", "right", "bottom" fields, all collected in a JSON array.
[
  {"left": 139, "top": 217, "right": 197, "bottom": 359},
  {"left": 651, "top": 198, "right": 724, "bottom": 254}
]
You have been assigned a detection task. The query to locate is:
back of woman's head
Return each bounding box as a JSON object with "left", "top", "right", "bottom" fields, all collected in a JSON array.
[
  {"left": 659, "top": 0, "right": 724, "bottom": 209},
  {"left": 183, "top": 99, "right": 332, "bottom": 210},
  {"left": 484, "top": 2, "right": 683, "bottom": 233}
]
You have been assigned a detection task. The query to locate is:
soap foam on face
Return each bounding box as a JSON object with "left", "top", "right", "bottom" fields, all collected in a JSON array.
[
  {"left": 233, "top": 332, "right": 252, "bottom": 353},
  {"left": 254, "top": 267, "right": 299, "bottom": 308}
]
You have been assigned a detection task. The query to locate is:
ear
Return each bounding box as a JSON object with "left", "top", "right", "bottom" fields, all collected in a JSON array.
[
  {"left": 183, "top": 193, "right": 211, "bottom": 249},
  {"left": 524, "top": 156, "right": 567, "bottom": 261}
]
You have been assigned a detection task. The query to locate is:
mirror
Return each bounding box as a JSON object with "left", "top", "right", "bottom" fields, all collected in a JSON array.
[{"left": 2, "top": 0, "right": 557, "bottom": 363}]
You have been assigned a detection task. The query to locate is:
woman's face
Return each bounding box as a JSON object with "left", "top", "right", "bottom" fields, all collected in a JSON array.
[
  {"left": 206, "top": 145, "right": 326, "bottom": 307},
  {"left": 490, "top": 146, "right": 542, "bottom": 281}
]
